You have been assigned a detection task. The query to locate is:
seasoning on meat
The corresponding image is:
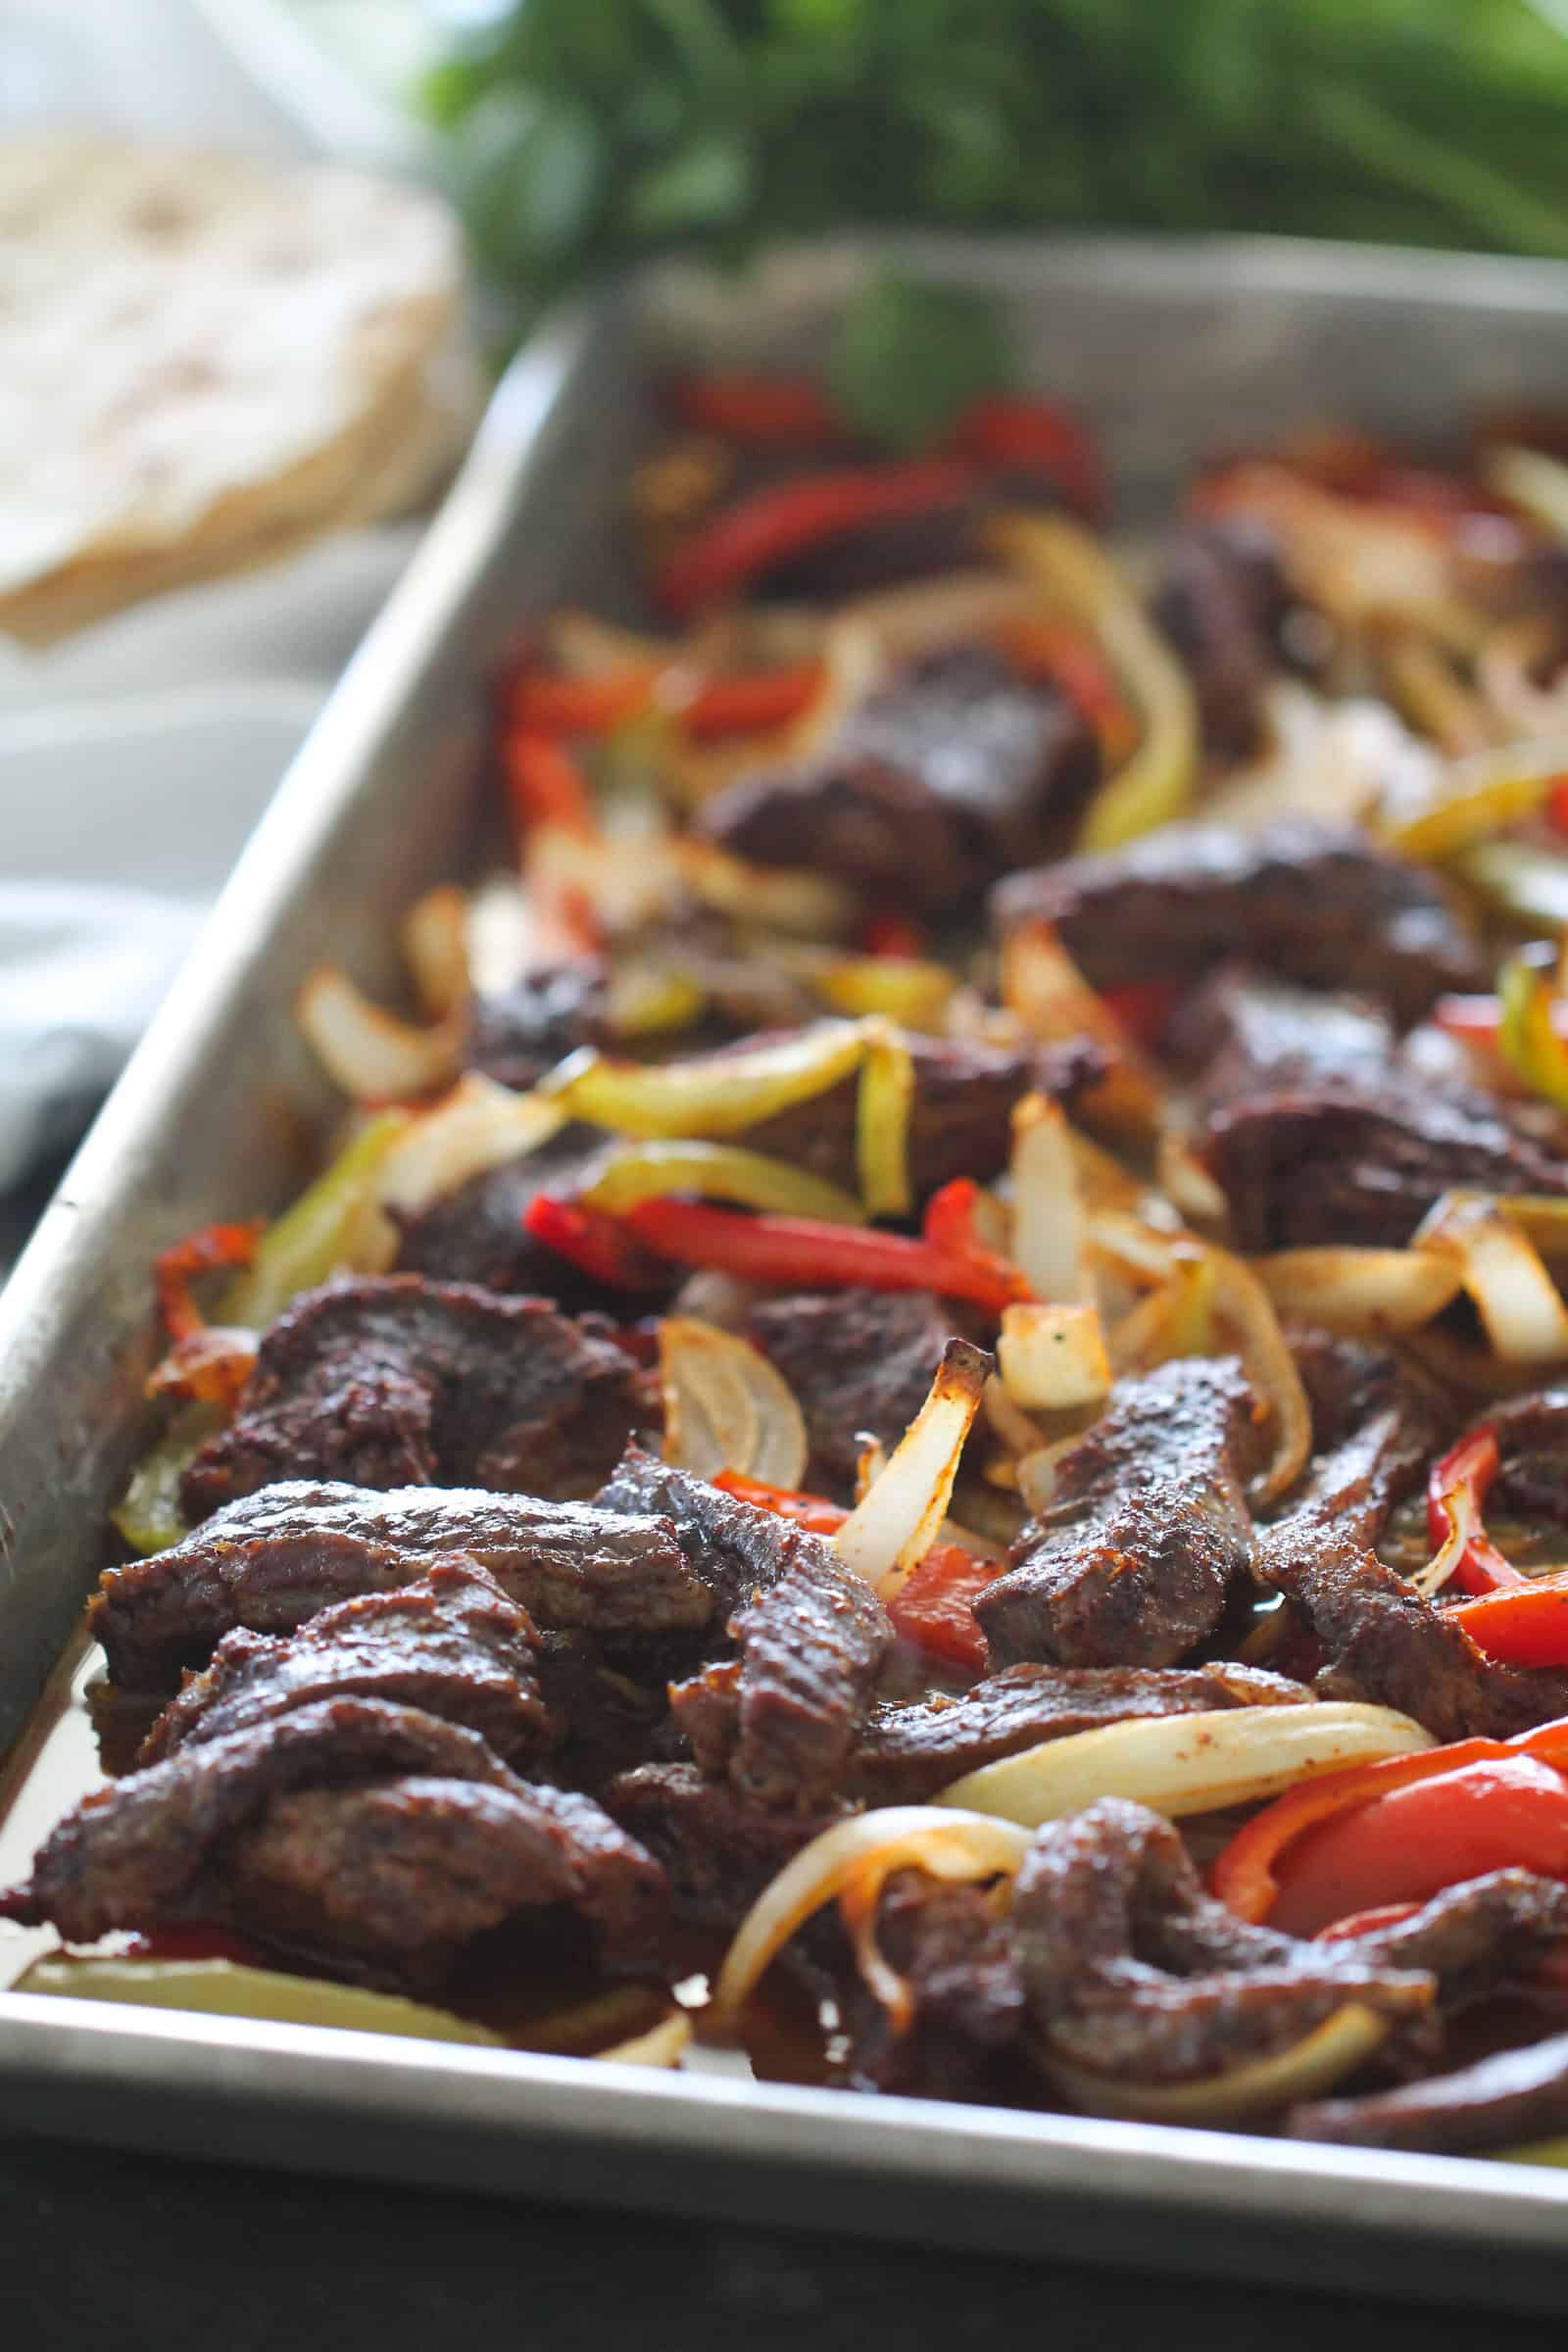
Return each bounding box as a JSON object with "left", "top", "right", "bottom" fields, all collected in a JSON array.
[
  {"left": 992, "top": 822, "right": 1485, "bottom": 1026},
  {"left": 91, "top": 1479, "right": 710, "bottom": 1692},
  {"left": 595, "top": 1446, "right": 892, "bottom": 1809},
  {"left": 1268, "top": 1333, "right": 1448, "bottom": 1554},
  {"left": 697, "top": 646, "right": 1100, "bottom": 912},
  {"left": 180, "top": 1275, "right": 651, "bottom": 1520},
  {"left": 976, "top": 1357, "right": 1262, "bottom": 1669},
  {"left": 0, "top": 1694, "right": 667, "bottom": 1984},
  {"left": 843, "top": 1661, "right": 1310, "bottom": 1806},
  {"left": 137, "top": 1555, "right": 552, "bottom": 1769},
  {"left": 840, "top": 1872, "right": 1025, "bottom": 2099},
  {"left": 603, "top": 1760, "right": 852, "bottom": 1928},
  {"left": 394, "top": 1128, "right": 640, "bottom": 1303}
]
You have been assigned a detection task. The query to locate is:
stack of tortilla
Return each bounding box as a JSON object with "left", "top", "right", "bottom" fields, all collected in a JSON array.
[{"left": 0, "top": 132, "right": 477, "bottom": 643}]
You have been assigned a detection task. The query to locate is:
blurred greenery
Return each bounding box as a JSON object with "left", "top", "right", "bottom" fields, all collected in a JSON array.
[{"left": 422, "top": 0, "right": 1568, "bottom": 325}]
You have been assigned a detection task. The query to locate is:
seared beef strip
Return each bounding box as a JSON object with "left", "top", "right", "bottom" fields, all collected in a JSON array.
[
  {"left": 1485, "top": 1389, "right": 1568, "bottom": 1529},
  {"left": 1150, "top": 518, "right": 1295, "bottom": 758},
  {"left": 1010, "top": 1798, "right": 1435, "bottom": 2084},
  {"left": 0, "top": 1694, "right": 664, "bottom": 1985},
  {"left": 1205, "top": 1085, "right": 1568, "bottom": 1252},
  {"left": 1349, "top": 1869, "right": 1568, "bottom": 2010},
  {"left": 604, "top": 1761, "right": 851, "bottom": 1929},
  {"left": 91, "top": 1480, "right": 708, "bottom": 1692},
  {"left": 840, "top": 1872, "right": 1025, "bottom": 2100},
  {"left": 394, "top": 1127, "right": 647, "bottom": 1306},
  {"left": 843, "top": 1662, "right": 1309, "bottom": 1806},
  {"left": 992, "top": 822, "right": 1485, "bottom": 1026},
  {"left": 466, "top": 961, "right": 610, "bottom": 1093},
  {"left": 594, "top": 1447, "right": 892, "bottom": 1809},
  {"left": 697, "top": 646, "right": 1100, "bottom": 912},
  {"left": 1267, "top": 1334, "right": 1447, "bottom": 1554},
  {"left": 748, "top": 1287, "right": 973, "bottom": 1501},
  {"left": 137, "top": 1556, "right": 551, "bottom": 1770},
  {"left": 181, "top": 1276, "right": 650, "bottom": 1521},
  {"left": 1166, "top": 969, "right": 1396, "bottom": 1113},
  {"left": 747, "top": 1030, "right": 1106, "bottom": 1204},
  {"left": 976, "top": 1357, "right": 1261, "bottom": 1670},
  {"left": 1288, "top": 2027, "right": 1568, "bottom": 2154}
]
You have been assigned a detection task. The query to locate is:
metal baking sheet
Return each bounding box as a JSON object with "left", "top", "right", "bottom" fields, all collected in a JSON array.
[{"left": 5, "top": 234, "right": 1568, "bottom": 2308}]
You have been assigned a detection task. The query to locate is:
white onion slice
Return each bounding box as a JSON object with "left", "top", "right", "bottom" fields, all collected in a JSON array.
[
  {"left": 933, "top": 1702, "right": 1433, "bottom": 1827},
  {"left": 1042, "top": 2003, "right": 1390, "bottom": 2126},
  {"left": 1001, "top": 923, "right": 1162, "bottom": 1139},
  {"left": 711, "top": 1807, "right": 1030, "bottom": 2024},
  {"left": 998, "top": 1302, "right": 1111, "bottom": 1412},
  {"left": 350, "top": 1074, "right": 567, "bottom": 1263},
  {"left": 296, "top": 967, "right": 466, "bottom": 1102},
  {"left": 595, "top": 2011, "right": 692, "bottom": 2069},
  {"left": 401, "top": 886, "right": 471, "bottom": 1021},
  {"left": 1255, "top": 1245, "right": 1464, "bottom": 1335},
  {"left": 1205, "top": 1245, "right": 1313, "bottom": 1504},
  {"left": 658, "top": 1316, "right": 808, "bottom": 1490},
  {"left": 1008, "top": 1094, "right": 1091, "bottom": 1302},
  {"left": 833, "top": 1339, "right": 992, "bottom": 1599},
  {"left": 1417, "top": 1192, "right": 1568, "bottom": 1364}
]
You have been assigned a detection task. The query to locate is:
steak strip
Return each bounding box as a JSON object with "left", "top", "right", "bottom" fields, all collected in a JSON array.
[
  {"left": 92, "top": 1479, "right": 708, "bottom": 1693},
  {"left": 977, "top": 1357, "right": 1261, "bottom": 1670},
  {"left": 1287, "top": 2029, "right": 1568, "bottom": 2154}
]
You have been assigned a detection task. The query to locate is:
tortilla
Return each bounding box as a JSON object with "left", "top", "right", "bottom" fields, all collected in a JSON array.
[{"left": 0, "top": 133, "right": 473, "bottom": 642}]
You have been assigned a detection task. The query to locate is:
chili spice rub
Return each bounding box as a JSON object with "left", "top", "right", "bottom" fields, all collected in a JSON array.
[{"left": 20, "top": 331, "right": 1568, "bottom": 2155}]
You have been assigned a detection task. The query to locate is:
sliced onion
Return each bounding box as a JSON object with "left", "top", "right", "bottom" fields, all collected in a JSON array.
[
  {"left": 1204, "top": 1244, "right": 1314, "bottom": 1504},
  {"left": 659, "top": 1316, "right": 808, "bottom": 1489},
  {"left": 983, "top": 1372, "right": 1047, "bottom": 1456},
  {"left": 1155, "top": 1129, "right": 1230, "bottom": 1229},
  {"left": 1105, "top": 1253, "right": 1216, "bottom": 1373},
  {"left": 1001, "top": 922, "right": 1163, "bottom": 1142},
  {"left": 1254, "top": 1245, "right": 1463, "bottom": 1335},
  {"left": 1416, "top": 1192, "right": 1568, "bottom": 1364},
  {"left": 998, "top": 1302, "right": 1111, "bottom": 1413},
  {"left": 527, "top": 821, "right": 677, "bottom": 940},
  {"left": 840, "top": 569, "right": 1034, "bottom": 659},
  {"left": 1014, "top": 1432, "right": 1083, "bottom": 1518},
  {"left": 833, "top": 1339, "right": 993, "bottom": 1599},
  {"left": 1042, "top": 2003, "right": 1390, "bottom": 2126},
  {"left": 1483, "top": 442, "right": 1568, "bottom": 543},
  {"left": 595, "top": 2010, "right": 693, "bottom": 2069},
  {"left": 351, "top": 1075, "right": 567, "bottom": 1263},
  {"left": 296, "top": 966, "right": 466, "bottom": 1102},
  {"left": 934, "top": 1702, "right": 1432, "bottom": 1827},
  {"left": 1008, "top": 1094, "right": 1091, "bottom": 1302},
  {"left": 401, "top": 886, "right": 471, "bottom": 1021},
  {"left": 673, "top": 839, "right": 858, "bottom": 939},
  {"left": 711, "top": 1807, "right": 1030, "bottom": 2025}
]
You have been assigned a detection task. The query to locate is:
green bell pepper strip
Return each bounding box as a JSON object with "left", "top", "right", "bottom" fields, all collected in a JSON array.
[
  {"left": 13, "top": 1956, "right": 502, "bottom": 2046},
  {"left": 580, "top": 1140, "right": 866, "bottom": 1225},
  {"left": 218, "top": 1107, "right": 413, "bottom": 1328}
]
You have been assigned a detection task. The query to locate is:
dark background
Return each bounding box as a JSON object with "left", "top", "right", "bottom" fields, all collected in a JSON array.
[{"left": 2, "top": 2131, "right": 1561, "bottom": 2351}]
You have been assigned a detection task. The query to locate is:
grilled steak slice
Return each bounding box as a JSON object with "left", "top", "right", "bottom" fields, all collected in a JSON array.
[
  {"left": 1268, "top": 1335, "right": 1446, "bottom": 1555},
  {"left": 1150, "top": 518, "right": 1294, "bottom": 758},
  {"left": 466, "top": 961, "right": 609, "bottom": 1093},
  {"left": 137, "top": 1556, "right": 551, "bottom": 1770},
  {"left": 992, "top": 821, "right": 1485, "bottom": 1026},
  {"left": 91, "top": 1480, "right": 709, "bottom": 1692},
  {"left": 747, "top": 1031, "right": 1106, "bottom": 1205},
  {"left": 697, "top": 646, "right": 1100, "bottom": 912},
  {"left": 748, "top": 1288, "right": 972, "bottom": 1501},
  {"left": 1350, "top": 1869, "right": 1568, "bottom": 2010},
  {"left": 394, "top": 1127, "right": 643, "bottom": 1306},
  {"left": 225, "top": 1774, "right": 663, "bottom": 1984},
  {"left": 1206, "top": 1084, "right": 1568, "bottom": 1251},
  {"left": 1011, "top": 1798, "right": 1434, "bottom": 2085},
  {"left": 603, "top": 1761, "right": 850, "bottom": 1929},
  {"left": 1288, "top": 2027, "right": 1568, "bottom": 2154},
  {"left": 843, "top": 1662, "right": 1309, "bottom": 1806},
  {"left": 0, "top": 1694, "right": 664, "bottom": 1984},
  {"left": 1259, "top": 1523, "right": 1568, "bottom": 1742},
  {"left": 1166, "top": 969, "right": 1396, "bottom": 1113},
  {"left": 977, "top": 1358, "right": 1261, "bottom": 1669},
  {"left": 841, "top": 1872, "right": 1025, "bottom": 2100},
  {"left": 1486, "top": 1390, "right": 1568, "bottom": 1529},
  {"left": 596, "top": 1447, "right": 892, "bottom": 1809},
  {"left": 181, "top": 1276, "right": 649, "bottom": 1520}
]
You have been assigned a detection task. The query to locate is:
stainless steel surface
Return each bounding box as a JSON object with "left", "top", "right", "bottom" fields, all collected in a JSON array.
[{"left": 5, "top": 234, "right": 1568, "bottom": 2303}]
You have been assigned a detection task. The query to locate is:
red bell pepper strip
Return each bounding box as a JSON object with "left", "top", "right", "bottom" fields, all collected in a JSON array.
[
  {"left": 994, "top": 614, "right": 1138, "bottom": 758},
  {"left": 1428, "top": 1426, "right": 1527, "bottom": 1596},
  {"left": 949, "top": 396, "right": 1105, "bottom": 521},
  {"left": 618, "top": 1195, "right": 1033, "bottom": 1313},
  {"left": 857, "top": 911, "right": 929, "bottom": 960},
  {"left": 713, "top": 1472, "right": 994, "bottom": 1671},
  {"left": 504, "top": 731, "right": 599, "bottom": 841},
  {"left": 154, "top": 1219, "right": 266, "bottom": 1343},
  {"left": 680, "top": 663, "right": 824, "bottom": 740},
  {"left": 664, "top": 372, "right": 844, "bottom": 448},
  {"left": 1448, "top": 1573, "right": 1568, "bottom": 1668},
  {"left": 1549, "top": 777, "right": 1568, "bottom": 836},
  {"left": 654, "top": 459, "right": 976, "bottom": 617},
  {"left": 520, "top": 1195, "right": 667, "bottom": 1292},
  {"left": 505, "top": 669, "right": 658, "bottom": 736},
  {"left": 1211, "top": 1717, "right": 1568, "bottom": 1926}
]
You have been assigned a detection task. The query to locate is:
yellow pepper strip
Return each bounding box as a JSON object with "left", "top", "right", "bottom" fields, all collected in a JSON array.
[
  {"left": 1495, "top": 2137, "right": 1568, "bottom": 2168},
  {"left": 539, "top": 1020, "right": 870, "bottom": 1140},
  {"left": 986, "top": 512, "right": 1199, "bottom": 852},
  {"left": 1456, "top": 839, "right": 1568, "bottom": 933},
  {"left": 581, "top": 1140, "right": 867, "bottom": 1225},
  {"left": 603, "top": 958, "right": 708, "bottom": 1040},
  {"left": 1377, "top": 736, "right": 1568, "bottom": 863},
  {"left": 805, "top": 952, "right": 956, "bottom": 1032},
  {"left": 219, "top": 1108, "right": 413, "bottom": 1330},
  {"left": 110, "top": 1402, "right": 221, "bottom": 1557},
  {"left": 855, "top": 1023, "right": 916, "bottom": 1220},
  {"left": 1498, "top": 941, "right": 1568, "bottom": 1115},
  {"left": 14, "top": 1956, "right": 502, "bottom": 2047}
]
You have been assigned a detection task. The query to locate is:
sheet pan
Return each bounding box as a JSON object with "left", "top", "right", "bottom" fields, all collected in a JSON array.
[{"left": 4, "top": 235, "right": 1568, "bottom": 2307}]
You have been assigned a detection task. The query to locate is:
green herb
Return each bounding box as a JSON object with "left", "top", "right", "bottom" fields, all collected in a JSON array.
[
  {"left": 420, "top": 1, "right": 1568, "bottom": 329},
  {"left": 828, "top": 273, "right": 1013, "bottom": 449}
]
